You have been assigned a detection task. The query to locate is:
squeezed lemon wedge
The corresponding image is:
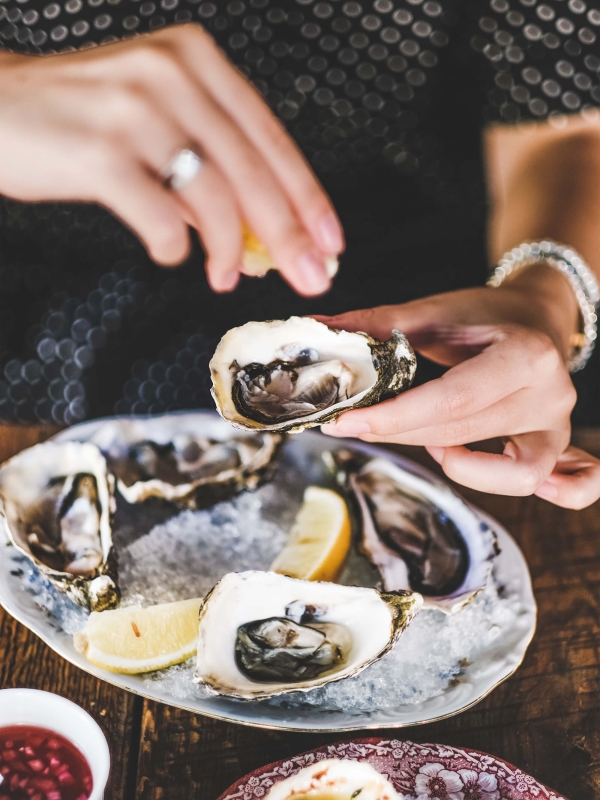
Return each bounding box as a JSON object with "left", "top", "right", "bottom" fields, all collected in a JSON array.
[
  {"left": 270, "top": 486, "right": 351, "bottom": 582},
  {"left": 242, "top": 223, "right": 339, "bottom": 279},
  {"left": 73, "top": 597, "right": 201, "bottom": 674}
]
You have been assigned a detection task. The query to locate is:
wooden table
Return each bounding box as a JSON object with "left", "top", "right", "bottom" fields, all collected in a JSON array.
[{"left": 0, "top": 426, "right": 598, "bottom": 800}]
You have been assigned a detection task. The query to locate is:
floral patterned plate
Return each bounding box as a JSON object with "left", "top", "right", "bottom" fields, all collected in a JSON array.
[{"left": 218, "top": 738, "right": 568, "bottom": 800}]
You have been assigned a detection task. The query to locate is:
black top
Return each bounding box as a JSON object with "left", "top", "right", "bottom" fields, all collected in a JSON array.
[{"left": 0, "top": 0, "right": 598, "bottom": 425}]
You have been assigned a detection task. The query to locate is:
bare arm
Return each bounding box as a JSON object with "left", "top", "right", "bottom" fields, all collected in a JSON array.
[{"left": 486, "top": 115, "right": 600, "bottom": 508}]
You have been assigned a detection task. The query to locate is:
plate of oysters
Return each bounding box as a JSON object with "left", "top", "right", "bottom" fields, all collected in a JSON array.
[{"left": 0, "top": 318, "right": 536, "bottom": 731}]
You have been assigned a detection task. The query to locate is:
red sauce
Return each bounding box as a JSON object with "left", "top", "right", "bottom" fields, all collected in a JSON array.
[{"left": 0, "top": 726, "right": 93, "bottom": 800}]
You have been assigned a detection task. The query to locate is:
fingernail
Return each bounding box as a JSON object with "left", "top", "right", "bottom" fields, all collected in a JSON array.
[
  {"left": 427, "top": 446, "right": 445, "bottom": 464},
  {"left": 316, "top": 212, "right": 344, "bottom": 254},
  {"left": 296, "top": 251, "right": 331, "bottom": 294},
  {"left": 212, "top": 269, "right": 239, "bottom": 292},
  {"left": 535, "top": 482, "right": 558, "bottom": 501},
  {"left": 327, "top": 418, "right": 371, "bottom": 436}
]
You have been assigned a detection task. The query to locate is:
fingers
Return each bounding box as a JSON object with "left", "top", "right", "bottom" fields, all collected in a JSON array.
[
  {"left": 314, "top": 296, "right": 475, "bottom": 341},
  {"left": 54, "top": 28, "right": 342, "bottom": 293},
  {"left": 323, "top": 323, "right": 574, "bottom": 443},
  {"left": 353, "top": 383, "right": 574, "bottom": 447},
  {"left": 425, "top": 429, "right": 569, "bottom": 496},
  {"left": 176, "top": 160, "right": 242, "bottom": 292},
  {"left": 144, "top": 74, "right": 329, "bottom": 295},
  {"left": 94, "top": 153, "right": 189, "bottom": 265},
  {"left": 535, "top": 446, "right": 600, "bottom": 509},
  {"left": 322, "top": 330, "right": 529, "bottom": 438},
  {"left": 313, "top": 305, "right": 430, "bottom": 341},
  {"left": 84, "top": 88, "right": 243, "bottom": 286},
  {"left": 163, "top": 25, "right": 344, "bottom": 256}
]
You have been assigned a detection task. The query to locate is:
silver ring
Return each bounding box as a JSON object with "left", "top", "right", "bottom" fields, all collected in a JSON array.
[{"left": 162, "top": 148, "right": 203, "bottom": 191}]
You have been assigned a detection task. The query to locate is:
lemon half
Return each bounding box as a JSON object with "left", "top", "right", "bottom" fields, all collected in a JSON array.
[
  {"left": 73, "top": 597, "right": 201, "bottom": 674},
  {"left": 270, "top": 486, "right": 351, "bottom": 582}
]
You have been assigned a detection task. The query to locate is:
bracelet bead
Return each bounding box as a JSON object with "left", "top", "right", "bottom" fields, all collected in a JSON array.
[{"left": 488, "top": 241, "right": 599, "bottom": 373}]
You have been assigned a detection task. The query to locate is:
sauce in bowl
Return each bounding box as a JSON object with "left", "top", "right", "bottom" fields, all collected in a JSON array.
[{"left": 0, "top": 726, "right": 93, "bottom": 800}]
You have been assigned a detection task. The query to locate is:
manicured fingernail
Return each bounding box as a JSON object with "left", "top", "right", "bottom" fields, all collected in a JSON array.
[
  {"left": 427, "top": 446, "right": 445, "bottom": 464},
  {"left": 327, "top": 418, "right": 371, "bottom": 435},
  {"left": 213, "top": 269, "right": 239, "bottom": 292},
  {"left": 296, "top": 251, "right": 331, "bottom": 294},
  {"left": 535, "top": 482, "right": 558, "bottom": 501},
  {"left": 317, "top": 212, "right": 344, "bottom": 254}
]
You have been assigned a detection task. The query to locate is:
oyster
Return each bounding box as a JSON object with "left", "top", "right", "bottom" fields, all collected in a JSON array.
[
  {"left": 265, "top": 759, "right": 402, "bottom": 800},
  {"left": 0, "top": 441, "right": 118, "bottom": 611},
  {"left": 194, "top": 571, "right": 422, "bottom": 700},
  {"left": 330, "top": 452, "right": 498, "bottom": 614},
  {"left": 210, "top": 317, "right": 416, "bottom": 433},
  {"left": 81, "top": 414, "right": 282, "bottom": 508}
]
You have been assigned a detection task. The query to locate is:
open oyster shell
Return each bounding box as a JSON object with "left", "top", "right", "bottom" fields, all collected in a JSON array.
[
  {"left": 0, "top": 441, "right": 119, "bottom": 611},
  {"left": 329, "top": 451, "right": 499, "bottom": 614},
  {"left": 80, "top": 415, "right": 283, "bottom": 508},
  {"left": 194, "top": 570, "right": 422, "bottom": 700},
  {"left": 210, "top": 317, "right": 416, "bottom": 433},
  {"left": 265, "top": 759, "right": 402, "bottom": 800}
]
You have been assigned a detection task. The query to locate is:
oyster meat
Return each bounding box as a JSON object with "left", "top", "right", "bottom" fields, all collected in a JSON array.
[
  {"left": 0, "top": 441, "right": 118, "bottom": 611},
  {"left": 82, "top": 414, "right": 282, "bottom": 508},
  {"left": 210, "top": 317, "right": 416, "bottom": 433},
  {"left": 330, "top": 452, "right": 498, "bottom": 614},
  {"left": 265, "top": 758, "right": 402, "bottom": 800},
  {"left": 194, "top": 571, "right": 422, "bottom": 700}
]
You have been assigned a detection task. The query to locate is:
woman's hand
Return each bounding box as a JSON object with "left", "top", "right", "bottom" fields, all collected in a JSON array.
[
  {"left": 317, "top": 267, "right": 582, "bottom": 499},
  {"left": 0, "top": 25, "right": 343, "bottom": 295}
]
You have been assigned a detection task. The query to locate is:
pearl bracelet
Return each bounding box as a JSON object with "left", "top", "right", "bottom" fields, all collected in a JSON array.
[{"left": 487, "top": 241, "right": 599, "bottom": 373}]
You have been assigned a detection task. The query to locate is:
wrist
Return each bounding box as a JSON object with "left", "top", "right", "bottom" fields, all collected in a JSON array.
[{"left": 493, "top": 264, "right": 579, "bottom": 359}]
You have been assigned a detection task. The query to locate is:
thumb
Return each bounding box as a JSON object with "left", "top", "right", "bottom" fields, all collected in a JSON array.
[
  {"left": 535, "top": 446, "right": 600, "bottom": 509},
  {"left": 426, "top": 429, "right": 567, "bottom": 496}
]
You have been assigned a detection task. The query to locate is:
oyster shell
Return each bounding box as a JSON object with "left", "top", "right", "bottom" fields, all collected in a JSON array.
[
  {"left": 0, "top": 441, "right": 119, "bottom": 611},
  {"left": 81, "top": 415, "right": 283, "bottom": 508},
  {"left": 194, "top": 570, "right": 422, "bottom": 700},
  {"left": 265, "top": 759, "right": 402, "bottom": 800},
  {"left": 210, "top": 317, "right": 416, "bottom": 433},
  {"left": 330, "top": 451, "right": 498, "bottom": 614}
]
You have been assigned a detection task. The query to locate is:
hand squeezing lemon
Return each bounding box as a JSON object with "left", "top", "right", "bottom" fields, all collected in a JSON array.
[{"left": 242, "top": 224, "right": 339, "bottom": 279}]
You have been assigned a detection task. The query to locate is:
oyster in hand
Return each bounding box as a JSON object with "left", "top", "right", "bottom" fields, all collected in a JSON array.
[
  {"left": 0, "top": 441, "right": 118, "bottom": 611},
  {"left": 210, "top": 316, "right": 416, "bottom": 433},
  {"left": 194, "top": 571, "right": 422, "bottom": 700}
]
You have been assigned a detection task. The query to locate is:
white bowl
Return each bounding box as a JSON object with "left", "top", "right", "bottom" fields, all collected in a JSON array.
[{"left": 0, "top": 688, "right": 110, "bottom": 799}]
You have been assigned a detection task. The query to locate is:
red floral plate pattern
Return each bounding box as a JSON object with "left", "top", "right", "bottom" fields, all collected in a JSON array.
[{"left": 217, "top": 738, "right": 568, "bottom": 800}]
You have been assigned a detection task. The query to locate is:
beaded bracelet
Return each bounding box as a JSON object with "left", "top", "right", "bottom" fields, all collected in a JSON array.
[{"left": 487, "top": 241, "right": 599, "bottom": 373}]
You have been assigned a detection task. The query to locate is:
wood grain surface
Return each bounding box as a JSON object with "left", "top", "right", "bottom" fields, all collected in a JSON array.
[{"left": 0, "top": 426, "right": 598, "bottom": 800}]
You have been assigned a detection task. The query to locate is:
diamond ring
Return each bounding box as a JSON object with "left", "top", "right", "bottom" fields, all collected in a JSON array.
[{"left": 161, "top": 148, "right": 203, "bottom": 191}]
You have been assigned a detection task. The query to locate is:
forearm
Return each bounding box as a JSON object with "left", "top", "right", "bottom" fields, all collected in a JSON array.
[{"left": 485, "top": 119, "right": 600, "bottom": 359}]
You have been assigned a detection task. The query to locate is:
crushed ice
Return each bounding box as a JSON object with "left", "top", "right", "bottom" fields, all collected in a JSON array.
[{"left": 119, "top": 489, "right": 289, "bottom": 605}]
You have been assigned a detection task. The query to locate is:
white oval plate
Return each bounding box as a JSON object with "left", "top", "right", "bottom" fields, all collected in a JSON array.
[{"left": 0, "top": 412, "right": 536, "bottom": 732}]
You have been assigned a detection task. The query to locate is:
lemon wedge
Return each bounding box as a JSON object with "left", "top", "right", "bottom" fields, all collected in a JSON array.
[
  {"left": 270, "top": 486, "right": 351, "bottom": 582},
  {"left": 242, "top": 223, "right": 339, "bottom": 279},
  {"left": 73, "top": 597, "right": 201, "bottom": 674}
]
